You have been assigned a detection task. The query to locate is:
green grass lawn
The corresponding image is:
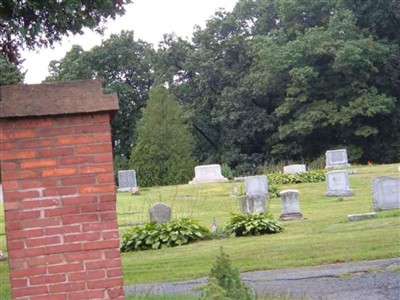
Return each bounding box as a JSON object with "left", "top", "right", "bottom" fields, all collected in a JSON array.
[{"left": 0, "top": 163, "right": 399, "bottom": 299}]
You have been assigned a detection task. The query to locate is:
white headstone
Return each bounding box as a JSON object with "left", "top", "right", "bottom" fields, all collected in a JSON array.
[
  {"left": 325, "top": 149, "right": 351, "bottom": 169},
  {"left": 325, "top": 170, "right": 353, "bottom": 197},
  {"left": 279, "top": 190, "right": 303, "bottom": 221},
  {"left": 149, "top": 203, "right": 172, "bottom": 223},
  {"left": 347, "top": 213, "right": 377, "bottom": 222},
  {"left": 117, "top": 170, "right": 137, "bottom": 192},
  {"left": 244, "top": 175, "right": 268, "bottom": 196},
  {"left": 240, "top": 195, "right": 266, "bottom": 214},
  {"left": 372, "top": 176, "right": 400, "bottom": 211},
  {"left": 283, "top": 164, "right": 307, "bottom": 174},
  {"left": 189, "top": 164, "right": 229, "bottom": 184}
]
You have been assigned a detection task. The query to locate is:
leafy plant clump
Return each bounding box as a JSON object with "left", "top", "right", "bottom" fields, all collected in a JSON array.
[
  {"left": 120, "top": 218, "right": 211, "bottom": 252},
  {"left": 225, "top": 213, "right": 284, "bottom": 237},
  {"left": 268, "top": 170, "right": 326, "bottom": 185},
  {"left": 201, "top": 247, "right": 253, "bottom": 300}
]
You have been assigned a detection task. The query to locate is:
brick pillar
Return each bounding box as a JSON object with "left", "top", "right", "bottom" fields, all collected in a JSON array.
[{"left": 0, "top": 80, "right": 125, "bottom": 299}]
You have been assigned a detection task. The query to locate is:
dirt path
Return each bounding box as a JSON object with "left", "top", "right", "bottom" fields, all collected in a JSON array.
[{"left": 124, "top": 257, "right": 400, "bottom": 299}]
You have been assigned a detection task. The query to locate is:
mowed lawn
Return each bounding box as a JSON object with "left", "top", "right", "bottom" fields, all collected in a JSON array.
[{"left": 0, "top": 163, "right": 399, "bottom": 298}]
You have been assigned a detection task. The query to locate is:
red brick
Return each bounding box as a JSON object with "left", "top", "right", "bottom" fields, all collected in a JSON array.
[
  {"left": 73, "top": 123, "right": 110, "bottom": 134},
  {"left": 83, "top": 221, "right": 118, "bottom": 232},
  {"left": 2, "top": 170, "right": 38, "bottom": 180},
  {"left": 48, "top": 263, "right": 84, "bottom": 275},
  {"left": 43, "top": 187, "right": 77, "bottom": 197},
  {"left": 16, "top": 118, "right": 53, "bottom": 128},
  {"left": 5, "top": 210, "right": 41, "bottom": 221},
  {"left": 68, "top": 270, "right": 106, "bottom": 281},
  {"left": 99, "top": 194, "right": 117, "bottom": 202},
  {"left": 22, "top": 217, "right": 60, "bottom": 229},
  {"left": 63, "top": 213, "right": 99, "bottom": 225},
  {"left": 0, "top": 129, "right": 36, "bottom": 140},
  {"left": 42, "top": 167, "right": 77, "bottom": 177},
  {"left": 102, "top": 230, "right": 120, "bottom": 240},
  {"left": 101, "top": 212, "right": 118, "bottom": 222},
  {"left": 68, "top": 290, "right": 105, "bottom": 300},
  {"left": 30, "top": 274, "right": 66, "bottom": 285},
  {"left": 94, "top": 134, "right": 112, "bottom": 143},
  {"left": 65, "top": 250, "right": 103, "bottom": 263},
  {"left": 45, "top": 224, "right": 80, "bottom": 236},
  {"left": 7, "top": 228, "right": 44, "bottom": 240},
  {"left": 46, "top": 243, "right": 82, "bottom": 255},
  {"left": 87, "top": 278, "right": 123, "bottom": 289},
  {"left": 27, "top": 254, "right": 64, "bottom": 267},
  {"left": 98, "top": 173, "right": 115, "bottom": 183},
  {"left": 11, "top": 278, "right": 28, "bottom": 288},
  {"left": 39, "top": 147, "right": 74, "bottom": 157},
  {"left": 6, "top": 221, "right": 22, "bottom": 230},
  {"left": 79, "top": 164, "right": 114, "bottom": 174},
  {"left": 1, "top": 150, "right": 36, "bottom": 160},
  {"left": 59, "top": 155, "right": 96, "bottom": 165},
  {"left": 80, "top": 202, "right": 115, "bottom": 213},
  {"left": 8, "top": 247, "right": 46, "bottom": 259},
  {"left": 30, "top": 294, "right": 67, "bottom": 300},
  {"left": 11, "top": 267, "right": 47, "bottom": 278},
  {"left": 3, "top": 190, "right": 40, "bottom": 201},
  {"left": 57, "top": 115, "right": 96, "bottom": 126},
  {"left": 0, "top": 141, "right": 16, "bottom": 150},
  {"left": 7, "top": 240, "right": 25, "bottom": 250},
  {"left": 83, "top": 240, "right": 120, "bottom": 251},
  {"left": 1, "top": 161, "right": 17, "bottom": 171},
  {"left": 61, "top": 176, "right": 96, "bottom": 186},
  {"left": 20, "top": 179, "right": 57, "bottom": 189},
  {"left": 62, "top": 195, "right": 98, "bottom": 206},
  {"left": 2, "top": 180, "right": 19, "bottom": 190},
  {"left": 20, "top": 159, "right": 56, "bottom": 169},
  {"left": 4, "top": 200, "right": 20, "bottom": 210},
  {"left": 22, "top": 199, "right": 58, "bottom": 209},
  {"left": 75, "top": 144, "right": 111, "bottom": 154},
  {"left": 49, "top": 282, "right": 85, "bottom": 293},
  {"left": 64, "top": 232, "right": 101, "bottom": 243},
  {"left": 79, "top": 184, "right": 115, "bottom": 194},
  {"left": 105, "top": 249, "right": 122, "bottom": 259},
  {"left": 85, "top": 259, "right": 121, "bottom": 270},
  {"left": 12, "top": 286, "right": 48, "bottom": 297},
  {"left": 26, "top": 236, "right": 61, "bottom": 248},
  {"left": 106, "top": 286, "right": 125, "bottom": 299},
  {"left": 107, "top": 268, "right": 124, "bottom": 278},
  {"left": 38, "top": 126, "right": 74, "bottom": 137},
  {"left": 44, "top": 206, "right": 80, "bottom": 217},
  {"left": 19, "top": 138, "right": 56, "bottom": 149},
  {"left": 9, "top": 259, "right": 26, "bottom": 269},
  {"left": 58, "top": 135, "right": 94, "bottom": 145}
]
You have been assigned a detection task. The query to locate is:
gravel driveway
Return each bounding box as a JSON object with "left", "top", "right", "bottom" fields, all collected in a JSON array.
[{"left": 124, "top": 257, "right": 400, "bottom": 299}]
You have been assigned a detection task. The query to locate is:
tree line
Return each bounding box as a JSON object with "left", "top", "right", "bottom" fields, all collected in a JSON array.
[{"left": 2, "top": 0, "right": 399, "bottom": 184}]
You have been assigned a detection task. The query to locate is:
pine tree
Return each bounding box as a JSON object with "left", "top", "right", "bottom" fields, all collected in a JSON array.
[{"left": 129, "top": 86, "right": 195, "bottom": 187}]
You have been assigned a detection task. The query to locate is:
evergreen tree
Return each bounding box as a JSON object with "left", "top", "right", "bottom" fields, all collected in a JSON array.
[{"left": 129, "top": 86, "right": 195, "bottom": 187}]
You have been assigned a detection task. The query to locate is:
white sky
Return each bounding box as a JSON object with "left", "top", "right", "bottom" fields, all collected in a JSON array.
[{"left": 21, "top": 0, "right": 239, "bottom": 84}]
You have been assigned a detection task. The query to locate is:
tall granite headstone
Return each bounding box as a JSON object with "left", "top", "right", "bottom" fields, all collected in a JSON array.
[
  {"left": 279, "top": 190, "right": 303, "bottom": 221},
  {"left": 325, "top": 149, "right": 351, "bottom": 169},
  {"left": 117, "top": 170, "right": 137, "bottom": 192},
  {"left": 240, "top": 175, "right": 268, "bottom": 213},
  {"left": 325, "top": 170, "right": 354, "bottom": 197},
  {"left": 372, "top": 176, "right": 400, "bottom": 211}
]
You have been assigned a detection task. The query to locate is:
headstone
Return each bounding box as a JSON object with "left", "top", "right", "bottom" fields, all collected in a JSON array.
[
  {"left": 240, "top": 175, "right": 268, "bottom": 213},
  {"left": 189, "top": 164, "right": 229, "bottom": 184},
  {"left": 212, "top": 217, "right": 217, "bottom": 233},
  {"left": 325, "top": 170, "right": 353, "bottom": 197},
  {"left": 149, "top": 203, "right": 171, "bottom": 223},
  {"left": 372, "top": 176, "right": 400, "bottom": 211},
  {"left": 283, "top": 164, "right": 307, "bottom": 174},
  {"left": 325, "top": 149, "right": 351, "bottom": 169},
  {"left": 279, "top": 190, "right": 303, "bottom": 221},
  {"left": 347, "top": 213, "right": 377, "bottom": 222},
  {"left": 117, "top": 170, "right": 137, "bottom": 192}
]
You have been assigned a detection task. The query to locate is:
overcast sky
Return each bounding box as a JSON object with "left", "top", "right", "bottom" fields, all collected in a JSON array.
[{"left": 21, "top": 0, "right": 238, "bottom": 84}]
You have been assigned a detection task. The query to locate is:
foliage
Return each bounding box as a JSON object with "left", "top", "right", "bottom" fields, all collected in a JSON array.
[
  {"left": 221, "top": 163, "right": 234, "bottom": 180},
  {"left": 0, "top": 0, "right": 131, "bottom": 65},
  {"left": 267, "top": 170, "right": 326, "bottom": 185},
  {"left": 0, "top": 55, "right": 24, "bottom": 86},
  {"left": 120, "top": 218, "right": 211, "bottom": 252},
  {"left": 45, "top": 31, "right": 155, "bottom": 158},
  {"left": 268, "top": 184, "right": 280, "bottom": 199},
  {"left": 113, "top": 155, "right": 129, "bottom": 185},
  {"left": 129, "top": 86, "right": 195, "bottom": 187},
  {"left": 201, "top": 247, "right": 253, "bottom": 300},
  {"left": 225, "top": 213, "right": 284, "bottom": 237}
]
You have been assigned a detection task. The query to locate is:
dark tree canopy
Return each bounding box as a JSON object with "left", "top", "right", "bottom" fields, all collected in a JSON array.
[{"left": 0, "top": 0, "right": 131, "bottom": 64}]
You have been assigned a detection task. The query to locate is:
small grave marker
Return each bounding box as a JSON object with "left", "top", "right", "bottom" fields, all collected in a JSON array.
[
  {"left": 325, "top": 170, "right": 353, "bottom": 197},
  {"left": 279, "top": 190, "right": 303, "bottom": 221},
  {"left": 149, "top": 203, "right": 172, "bottom": 223},
  {"left": 189, "top": 164, "right": 229, "bottom": 184},
  {"left": 118, "top": 170, "right": 137, "bottom": 192},
  {"left": 283, "top": 164, "right": 307, "bottom": 174},
  {"left": 348, "top": 213, "right": 377, "bottom": 222}
]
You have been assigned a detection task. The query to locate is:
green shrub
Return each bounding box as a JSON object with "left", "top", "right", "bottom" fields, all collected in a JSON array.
[
  {"left": 120, "top": 218, "right": 211, "bottom": 252},
  {"left": 201, "top": 247, "right": 253, "bottom": 300},
  {"left": 221, "top": 163, "right": 234, "bottom": 180},
  {"left": 224, "top": 213, "right": 284, "bottom": 237},
  {"left": 267, "top": 170, "right": 325, "bottom": 185},
  {"left": 268, "top": 183, "right": 280, "bottom": 198}
]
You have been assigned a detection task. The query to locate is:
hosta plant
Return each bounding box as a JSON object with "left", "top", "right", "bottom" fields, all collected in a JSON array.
[
  {"left": 120, "top": 217, "right": 211, "bottom": 252},
  {"left": 224, "top": 213, "right": 284, "bottom": 237}
]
